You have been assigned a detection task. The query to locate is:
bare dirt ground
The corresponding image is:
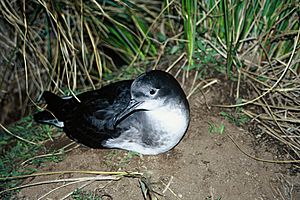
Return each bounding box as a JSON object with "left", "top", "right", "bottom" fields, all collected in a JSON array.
[{"left": 17, "top": 83, "right": 300, "bottom": 200}]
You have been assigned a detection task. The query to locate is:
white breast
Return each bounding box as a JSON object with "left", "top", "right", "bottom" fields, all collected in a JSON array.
[
  {"left": 145, "top": 105, "right": 189, "bottom": 151},
  {"left": 103, "top": 104, "right": 189, "bottom": 155}
]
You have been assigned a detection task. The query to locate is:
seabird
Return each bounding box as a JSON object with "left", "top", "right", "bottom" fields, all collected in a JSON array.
[{"left": 34, "top": 70, "right": 190, "bottom": 155}]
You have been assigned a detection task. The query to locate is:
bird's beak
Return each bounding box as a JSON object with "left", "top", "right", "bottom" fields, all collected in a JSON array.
[{"left": 113, "top": 99, "right": 143, "bottom": 127}]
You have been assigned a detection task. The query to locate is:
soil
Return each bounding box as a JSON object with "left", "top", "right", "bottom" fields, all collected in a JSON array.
[{"left": 17, "top": 81, "right": 300, "bottom": 200}]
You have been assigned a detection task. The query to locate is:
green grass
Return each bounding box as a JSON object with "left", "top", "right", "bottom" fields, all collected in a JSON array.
[
  {"left": 182, "top": 0, "right": 197, "bottom": 66},
  {"left": 194, "top": 0, "right": 298, "bottom": 77},
  {"left": 220, "top": 0, "right": 233, "bottom": 78},
  {"left": 0, "top": 116, "right": 65, "bottom": 198},
  {"left": 220, "top": 111, "right": 249, "bottom": 127},
  {"left": 183, "top": 39, "right": 226, "bottom": 76},
  {"left": 208, "top": 122, "right": 225, "bottom": 134}
]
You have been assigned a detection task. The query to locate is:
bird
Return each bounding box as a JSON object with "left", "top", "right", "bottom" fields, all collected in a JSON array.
[{"left": 33, "top": 70, "right": 190, "bottom": 155}]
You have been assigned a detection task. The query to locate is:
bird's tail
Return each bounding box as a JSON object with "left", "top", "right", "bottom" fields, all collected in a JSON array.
[{"left": 33, "top": 91, "right": 66, "bottom": 128}]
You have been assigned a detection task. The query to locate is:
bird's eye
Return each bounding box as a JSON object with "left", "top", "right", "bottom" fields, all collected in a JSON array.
[{"left": 149, "top": 89, "right": 156, "bottom": 95}]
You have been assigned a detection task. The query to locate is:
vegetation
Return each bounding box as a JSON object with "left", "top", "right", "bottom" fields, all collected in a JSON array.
[
  {"left": 208, "top": 122, "right": 225, "bottom": 134},
  {"left": 0, "top": 0, "right": 299, "bottom": 198},
  {"left": 0, "top": 116, "right": 67, "bottom": 198}
]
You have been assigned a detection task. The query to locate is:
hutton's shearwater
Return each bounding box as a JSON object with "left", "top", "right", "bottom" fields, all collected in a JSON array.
[{"left": 34, "top": 70, "right": 190, "bottom": 155}]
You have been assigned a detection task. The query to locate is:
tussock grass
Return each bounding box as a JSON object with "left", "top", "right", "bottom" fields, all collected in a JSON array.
[
  {"left": 193, "top": 0, "right": 300, "bottom": 166},
  {"left": 0, "top": 0, "right": 162, "bottom": 124}
]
